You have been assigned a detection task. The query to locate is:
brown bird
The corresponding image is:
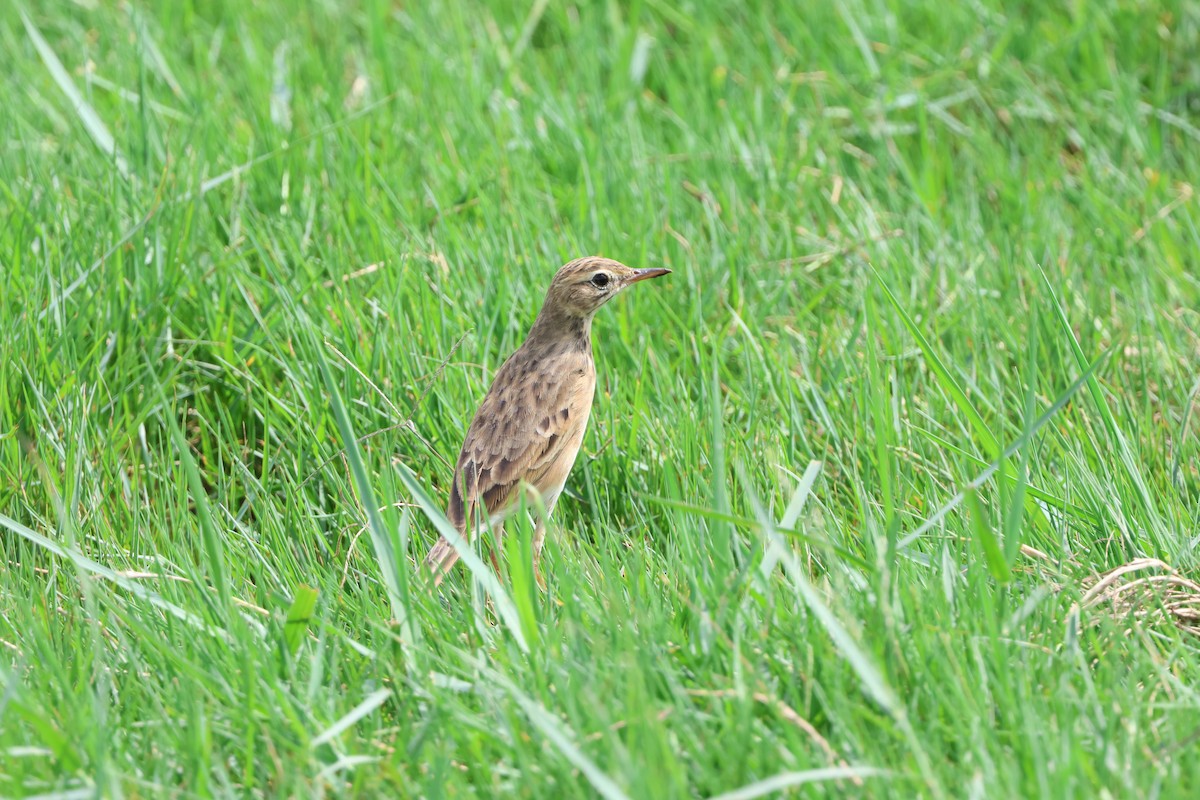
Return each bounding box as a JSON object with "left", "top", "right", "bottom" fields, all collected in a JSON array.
[{"left": 424, "top": 256, "right": 670, "bottom": 586}]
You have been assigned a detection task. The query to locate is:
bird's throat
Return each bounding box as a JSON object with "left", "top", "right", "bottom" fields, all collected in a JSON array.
[{"left": 527, "top": 307, "right": 593, "bottom": 353}]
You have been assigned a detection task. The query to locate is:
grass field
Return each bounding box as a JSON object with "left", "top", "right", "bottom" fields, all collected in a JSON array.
[{"left": 2, "top": 0, "right": 1199, "bottom": 797}]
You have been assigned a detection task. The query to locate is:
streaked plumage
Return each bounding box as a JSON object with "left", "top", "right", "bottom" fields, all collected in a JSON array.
[{"left": 425, "top": 256, "right": 670, "bottom": 586}]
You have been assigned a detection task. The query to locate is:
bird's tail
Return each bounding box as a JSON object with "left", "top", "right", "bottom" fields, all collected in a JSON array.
[{"left": 423, "top": 537, "right": 461, "bottom": 587}]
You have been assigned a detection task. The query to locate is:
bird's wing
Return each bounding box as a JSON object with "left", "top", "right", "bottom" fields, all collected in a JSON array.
[{"left": 446, "top": 348, "right": 594, "bottom": 532}]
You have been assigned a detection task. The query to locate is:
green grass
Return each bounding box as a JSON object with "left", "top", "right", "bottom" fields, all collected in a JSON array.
[{"left": 2, "top": 0, "right": 1199, "bottom": 796}]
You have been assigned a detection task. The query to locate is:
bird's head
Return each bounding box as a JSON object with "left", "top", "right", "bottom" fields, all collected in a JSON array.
[{"left": 541, "top": 256, "right": 671, "bottom": 320}]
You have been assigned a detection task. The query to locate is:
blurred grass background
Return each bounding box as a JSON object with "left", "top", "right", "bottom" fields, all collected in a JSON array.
[{"left": 1, "top": 0, "right": 1198, "bottom": 796}]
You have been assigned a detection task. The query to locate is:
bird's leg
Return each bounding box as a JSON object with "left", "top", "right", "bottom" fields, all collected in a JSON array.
[
  {"left": 531, "top": 498, "right": 557, "bottom": 590},
  {"left": 487, "top": 519, "right": 506, "bottom": 579},
  {"left": 532, "top": 518, "right": 548, "bottom": 589}
]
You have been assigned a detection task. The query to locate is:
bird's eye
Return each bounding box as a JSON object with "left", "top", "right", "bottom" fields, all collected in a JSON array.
[{"left": 590, "top": 273, "right": 611, "bottom": 288}]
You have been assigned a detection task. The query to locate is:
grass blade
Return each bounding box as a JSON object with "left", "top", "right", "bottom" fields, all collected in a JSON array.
[
  {"left": 899, "top": 351, "right": 1108, "bottom": 548},
  {"left": 708, "top": 766, "right": 889, "bottom": 800},
  {"left": 779, "top": 460, "right": 824, "bottom": 530},
  {"left": 908, "top": 425, "right": 1096, "bottom": 524},
  {"left": 734, "top": 463, "right": 944, "bottom": 798},
  {"left": 760, "top": 460, "right": 823, "bottom": 579},
  {"left": 310, "top": 688, "right": 392, "bottom": 748},
  {"left": 0, "top": 512, "right": 222, "bottom": 638},
  {"left": 870, "top": 265, "right": 998, "bottom": 457},
  {"left": 964, "top": 487, "right": 1011, "bottom": 584},
  {"left": 470, "top": 657, "right": 630, "bottom": 800},
  {"left": 870, "top": 267, "right": 1066, "bottom": 545},
  {"left": 1038, "top": 266, "right": 1166, "bottom": 550},
  {"left": 1003, "top": 315, "right": 1040, "bottom": 566},
  {"left": 313, "top": 340, "right": 415, "bottom": 645},
  {"left": 20, "top": 7, "right": 129, "bottom": 178},
  {"left": 864, "top": 289, "right": 897, "bottom": 523},
  {"left": 647, "top": 494, "right": 869, "bottom": 571},
  {"left": 737, "top": 465, "right": 898, "bottom": 713},
  {"left": 394, "top": 464, "right": 530, "bottom": 653},
  {"left": 162, "top": 405, "right": 231, "bottom": 619},
  {"left": 283, "top": 585, "right": 319, "bottom": 656}
]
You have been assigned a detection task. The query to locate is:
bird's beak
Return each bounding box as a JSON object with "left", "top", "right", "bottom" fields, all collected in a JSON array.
[{"left": 624, "top": 267, "right": 671, "bottom": 285}]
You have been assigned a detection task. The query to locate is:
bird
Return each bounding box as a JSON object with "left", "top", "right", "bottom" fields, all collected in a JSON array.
[{"left": 424, "top": 256, "right": 670, "bottom": 587}]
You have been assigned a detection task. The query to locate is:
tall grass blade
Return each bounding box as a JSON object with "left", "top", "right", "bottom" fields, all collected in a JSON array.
[
  {"left": 780, "top": 460, "right": 824, "bottom": 531},
  {"left": 909, "top": 426, "right": 1096, "bottom": 524},
  {"left": 870, "top": 265, "right": 998, "bottom": 457},
  {"left": 394, "top": 464, "right": 530, "bottom": 653},
  {"left": 761, "top": 460, "right": 823, "bottom": 579},
  {"left": 471, "top": 657, "right": 630, "bottom": 800},
  {"left": 708, "top": 766, "right": 889, "bottom": 800},
  {"left": 0, "top": 512, "right": 222, "bottom": 638},
  {"left": 964, "top": 487, "right": 1011, "bottom": 584},
  {"left": 1003, "top": 316, "right": 1040, "bottom": 565},
  {"left": 313, "top": 342, "right": 415, "bottom": 644},
  {"left": 162, "top": 405, "right": 231, "bottom": 619},
  {"left": 735, "top": 464, "right": 944, "bottom": 798},
  {"left": 20, "top": 8, "right": 129, "bottom": 178},
  {"left": 900, "top": 352, "right": 1107, "bottom": 547},
  {"left": 1038, "top": 266, "right": 1165, "bottom": 550},
  {"left": 310, "top": 688, "right": 392, "bottom": 748},
  {"left": 648, "top": 494, "right": 868, "bottom": 570},
  {"left": 736, "top": 465, "right": 898, "bottom": 712}
]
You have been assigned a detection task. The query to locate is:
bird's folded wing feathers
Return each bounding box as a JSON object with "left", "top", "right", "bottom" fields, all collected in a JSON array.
[{"left": 447, "top": 352, "right": 592, "bottom": 530}]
